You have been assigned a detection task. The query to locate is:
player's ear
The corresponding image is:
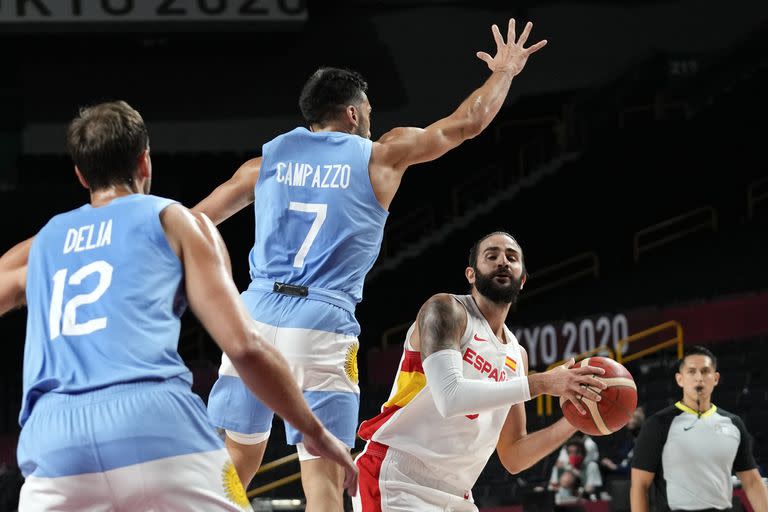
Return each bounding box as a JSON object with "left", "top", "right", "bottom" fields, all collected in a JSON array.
[
  {"left": 137, "top": 149, "right": 151, "bottom": 180},
  {"left": 465, "top": 266, "right": 475, "bottom": 284},
  {"left": 713, "top": 370, "right": 720, "bottom": 387},
  {"left": 346, "top": 105, "right": 358, "bottom": 127},
  {"left": 74, "top": 166, "right": 90, "bottom": 190},
  {"left": 674, "top": 371, "right": 683, "bottom": 388}
]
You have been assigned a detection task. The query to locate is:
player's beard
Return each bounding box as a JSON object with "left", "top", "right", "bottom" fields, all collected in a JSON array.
[
  {"left": 355, "top": 114, "right": 371, "bottom": 139},
  {"left": 474, "top": 267, "right": 523, "bottom": 305},
  {"left": 355, "top": 122, "right": 370, "bottom": 139}
]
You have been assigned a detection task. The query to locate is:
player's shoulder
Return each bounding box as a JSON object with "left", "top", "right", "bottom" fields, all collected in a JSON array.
[
  {"left": 36, "top": 203, "right": 93, "bottom": 236},
  {"left": 133, "top": 194, "right": 181, "bottom": 223},
  {"left": 427, "top": 292, "right": 457, "bottom": 302},
  {"left": 269, "top": 126, "right": 307, "bottom": 142},
  {"left": 370, "top": 127, "right": 425, "bottom": 174},
  {"left": 157, "top": 200, "right": 210, "bottom": 230},
  {"left": 419, "top": 293, "right": 466, "bottom": 319},
  {"left": 49, "top": 202, "right": 91, "bottom": 221},
  {"left": 425, "top": 292, "right": 468, "bottom": 309},
  {"left": 373, "top": 126, "right": 422, "bottom": 149},
  {"left": 375, "top": 126, "right": 421, "bottom": 143}
]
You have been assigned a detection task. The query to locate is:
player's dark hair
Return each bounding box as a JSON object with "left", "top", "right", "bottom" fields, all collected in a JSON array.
[
  {"left": 299, "top": 67, "right": 368, "bottom": 125},
  {"left": 679, "top": 345, "right": 718, "bottom": 371},
  {"left": 468, "top": 231, "right": 527, "bottom": 276},
  {"left": 66, "top": 101, "right": 149, "bottom": 191}
]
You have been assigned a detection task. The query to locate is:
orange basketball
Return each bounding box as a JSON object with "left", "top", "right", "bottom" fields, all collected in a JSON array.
[{"left": 561, "top": 356, "right": 638, "bottom": 436}]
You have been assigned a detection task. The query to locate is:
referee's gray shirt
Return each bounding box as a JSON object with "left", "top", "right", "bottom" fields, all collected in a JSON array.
[{"left": 632, "top": 401, "right": 756, "bottom": 511}]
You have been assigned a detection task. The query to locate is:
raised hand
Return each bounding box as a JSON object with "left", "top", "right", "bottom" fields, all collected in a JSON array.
[{"left": 476, "top": 19, "right": 547, "bottom": 76}]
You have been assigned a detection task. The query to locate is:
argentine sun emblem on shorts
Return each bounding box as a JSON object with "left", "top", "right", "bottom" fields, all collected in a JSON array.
[
  {"left": 222, "top": 461, "right": 250, "bottom": 509},
  {"left": 345, "top": 343, "right": 359, "bottom": 384}
]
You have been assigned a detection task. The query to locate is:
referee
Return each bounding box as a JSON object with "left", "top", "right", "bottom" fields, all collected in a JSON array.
[{"left": 630, "top": 346, "right": 768, "bottom": 511}]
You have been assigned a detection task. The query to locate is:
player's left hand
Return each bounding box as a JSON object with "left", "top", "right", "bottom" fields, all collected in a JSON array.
[
  {"left": 476, "top": 19, "right": 548, "bottom": 76},
  {"left": 302, "top": 427, "right": 359, "bottom": 497},
  {"left": 559, "top": 385, "right": 602, "bottom": 414}
]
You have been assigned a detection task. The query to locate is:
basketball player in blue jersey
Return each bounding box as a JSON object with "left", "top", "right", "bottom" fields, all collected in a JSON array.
[
  {"left": 0, "top": 101, "right": 356, "bottom": 511},
  {"left": 195, "top": 19, "right": 547, "bottom": 510}
]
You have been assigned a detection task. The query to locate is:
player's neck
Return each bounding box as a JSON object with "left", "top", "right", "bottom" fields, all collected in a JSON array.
[
  {"left": 471, "top": 292, "right": 511, "bottom": 340},
  {"left": 90, "top": 183, "right": 142, "bottom": 208},
  {"left": 309, "top": 122, "right": 352, "bottom": 135}
]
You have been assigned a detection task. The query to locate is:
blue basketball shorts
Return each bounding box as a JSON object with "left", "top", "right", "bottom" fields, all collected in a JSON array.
[
  {"left": 207, "top": 289, "right": 360, "bottom": 448},
  {"left": 17, "top": 378, "right": 252, "bottom": 511}
]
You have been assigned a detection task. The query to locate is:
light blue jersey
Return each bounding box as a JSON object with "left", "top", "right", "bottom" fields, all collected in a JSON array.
[
  {"left": 209, "top": 128, "right": 387, "bottom": 445},
  {"left": 21, "top": 194, "right": 191, "bottom": 426},
  {"left": 248, "top": 127, "right": 388, "bottom": 308}
]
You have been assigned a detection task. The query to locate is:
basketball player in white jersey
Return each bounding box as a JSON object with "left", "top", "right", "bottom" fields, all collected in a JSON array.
[
  {"left": 195, "top": 19, "right": 548, "bottom": 510},
  {"left": 354, "top": 232, "right": 606, "bottom": 511}
]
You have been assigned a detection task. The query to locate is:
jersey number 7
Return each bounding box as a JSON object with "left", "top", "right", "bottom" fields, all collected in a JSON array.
[{"left": 289, "top": 202, "right": 327, "bottom": 268}]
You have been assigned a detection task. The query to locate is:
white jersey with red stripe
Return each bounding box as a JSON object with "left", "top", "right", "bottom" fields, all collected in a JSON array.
[{"left": 358, "top": 294, "right": 524, "bottom": 492}]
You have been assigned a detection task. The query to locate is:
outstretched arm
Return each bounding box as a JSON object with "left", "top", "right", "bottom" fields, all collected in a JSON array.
[
  {"left": 160, "top": 204, "right": 357, "bottom": 495},
  {"left": 192, "top": 157, "right": 262, "bottom": 225},
  {"left": 0, "top": 237, "right": 33, "bottom": 316},
  {"left": 495, "top": 350, "right": 577, "bottom": 474},
  {"left": 370, "top": 20, "right": 547, "bottom": 202}
]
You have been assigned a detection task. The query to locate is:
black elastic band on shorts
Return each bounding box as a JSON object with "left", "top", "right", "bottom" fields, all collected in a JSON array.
[{"left": 273, "top": 282, "right": 309, "bottom": 297}]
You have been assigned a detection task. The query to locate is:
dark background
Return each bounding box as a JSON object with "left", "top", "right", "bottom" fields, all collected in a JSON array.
[{"left": 1, "top": 0, "right": 767, "bottom": 509}]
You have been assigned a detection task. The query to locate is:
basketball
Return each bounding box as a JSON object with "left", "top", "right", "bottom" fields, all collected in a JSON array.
[{"left": 561, "top": 357, "right": 638, "bottom": 436}]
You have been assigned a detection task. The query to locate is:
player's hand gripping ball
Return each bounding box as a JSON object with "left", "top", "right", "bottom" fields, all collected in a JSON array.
[{"left": 561, "top": 357, "right": 637, "bottom": 436}]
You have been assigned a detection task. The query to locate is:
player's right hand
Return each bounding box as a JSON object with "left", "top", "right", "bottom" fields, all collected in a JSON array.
[
  {"left": 476, "top": 18, "right": 548, "bottom": 77},
  {"left": 302, "top": 427, "right": 359, "bottom": 497},
  {"left": 546, "top": 358, "right": 607, "bottom": 415}
]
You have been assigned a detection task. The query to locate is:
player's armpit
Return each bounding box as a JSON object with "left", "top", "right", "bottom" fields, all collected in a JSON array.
[
  {"left": 192, "top": 157, "right": 262, "bottom": 225},
  {"left": 417, "top": 293, "right": 467, "bottom": 358},
  {"left": 520, "top": 345, "right": 530, "bottom": 374},
  {"left": 494, "top": 347, "right": 533, "bottom": 470},
  {"left": 0, "top": 237, "right": 34, "bottom": 316}
]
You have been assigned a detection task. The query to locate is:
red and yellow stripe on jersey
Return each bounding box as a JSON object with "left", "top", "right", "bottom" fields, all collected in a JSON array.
[
  {"left": 504, "top": 356, "right": 517, "bottom": 372},
  {"left": 358, "top": 350, "right": 425, "bottom": 440}
]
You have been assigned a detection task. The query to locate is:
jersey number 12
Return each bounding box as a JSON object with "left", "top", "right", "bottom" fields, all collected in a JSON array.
[{"left": 49, "top": 260, "right": 114, "bottom": 340}]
